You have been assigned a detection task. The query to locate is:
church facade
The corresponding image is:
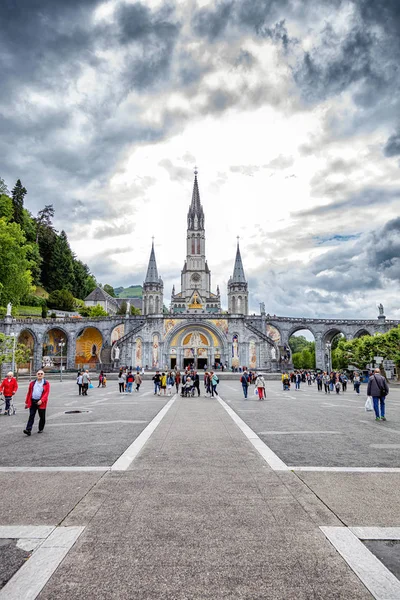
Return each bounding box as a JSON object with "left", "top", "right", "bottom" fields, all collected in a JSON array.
[{"left": 1, "top": 173, "right": 399, "bottom": 374}]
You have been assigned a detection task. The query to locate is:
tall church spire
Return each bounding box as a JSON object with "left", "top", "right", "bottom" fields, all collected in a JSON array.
[
  {"left": 145, "top": 239, "right": 159, "bottom": 283},
  {"left": 187, "top": 168, "right": 204, "bottom": 230},
  {"left": 228, "top": 237, "right": 248, "bottom": 315},
  {"left": 232, "top": 238, "right": 246, "bottom": 283}
]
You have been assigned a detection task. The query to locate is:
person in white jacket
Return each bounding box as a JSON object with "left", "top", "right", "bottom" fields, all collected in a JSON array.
[{"left": 255, "top": 373, "right": 266, "bottom": 400}]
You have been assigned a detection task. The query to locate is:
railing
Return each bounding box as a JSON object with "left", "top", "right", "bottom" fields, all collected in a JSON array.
[
  {"left": 245, "top": 322, "right": 275, "bottom": 346},
  {"left": 115, "top": 321, "right": 146, "bottom": 347}
]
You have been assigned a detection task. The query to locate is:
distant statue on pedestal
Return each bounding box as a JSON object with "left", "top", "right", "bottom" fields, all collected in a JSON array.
[
  {"left": 378, "top": 303, "right": 384, "bottom": 316},
  {"left": 6, "top": 303, "right": 12, "bottom": 316},
  {"left": 114, "top": 345, "right": 120, "bottom": 360},
  {"left": 271, "top": 346, "right": 276, "bottom": 360},
  {"left": 126, "top": 301, "right": 130, "bottom": 317},
  {"left": 260, "top": 302, "right": 265, "bottom": 315}
]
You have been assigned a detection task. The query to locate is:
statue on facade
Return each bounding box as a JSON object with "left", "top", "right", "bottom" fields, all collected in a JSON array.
[
  {"left": 378, "top": 303, "right": 384, "bottom": 316},
  {"left": 6, "top": 303, "right": 12, "bottom": 316},
  {"left": 114, "top": 345, "right": 120, "bottom": 360},
  {"left": 271, "top": 346, "right": 276, "bottom": 360}
]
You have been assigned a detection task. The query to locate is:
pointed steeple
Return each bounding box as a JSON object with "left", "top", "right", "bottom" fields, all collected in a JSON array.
[
  {"left": 187, "top": 168, "right": 204, "bottom": 230},
  {"left": 232, "top": 238, "right": 246, "bottom": 283},
  {"left": 145, "top": 239, "right": 159, "bottom": 283}
]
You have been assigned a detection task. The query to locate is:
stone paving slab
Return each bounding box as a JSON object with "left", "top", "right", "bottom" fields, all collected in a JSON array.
[
  {"left": 0, "top": 473, "right": 103, "bottom": 525},
  {"left": 297, "top": 472, "right": 400, "bottom": 526},
  {"left": 37, "top": 395, "right": 372, "bottom": 599}
]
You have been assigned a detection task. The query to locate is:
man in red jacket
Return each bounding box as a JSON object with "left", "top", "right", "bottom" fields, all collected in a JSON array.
[
  {"left": 23, "top": 370, "right": 50, "bottom": 436},
  {"left": 0, "top": 371, "right": 18, "bottom": 414}
]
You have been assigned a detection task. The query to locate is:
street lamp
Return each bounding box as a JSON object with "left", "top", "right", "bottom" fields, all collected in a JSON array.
[
  {"left": 326, "top": 342, "right": 332, "bottom": 373},
  {"left": 59, "top": 341, "right": 66, "bottom": 382},
  {"left": 10, "top": 333, "right": 16, "bottom": 375}
]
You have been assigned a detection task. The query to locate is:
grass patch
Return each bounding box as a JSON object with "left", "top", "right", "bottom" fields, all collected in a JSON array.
[{"left": 17, "top": 306, "right": 42, "bottom": 317}]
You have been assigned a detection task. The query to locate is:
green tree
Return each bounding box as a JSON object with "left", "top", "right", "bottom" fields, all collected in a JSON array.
[
  {"left": 289, "top": 335, "right": 310, "bottom": 354},
  {"left": 0, "top": 333, "right": 14, "bottom": 374},
  {"left": 130, "top": 305, "right": 141, "bottom": 315},
  {"left": 35, "top": 204, "right": 55, "bottom": 244},
  {"left": 0, "top": 218, "right": 32, "bottom": 306},
  {"left": 117, "top": 300, "right": 127, "bottom": 315},
  {"left": 0, "top": 177, "right": 9, "bottom": 195},
  {"left": 38, "top": 225, "right": 58, "bottom": 290},
  {"left": 48, "top": 231, "right": 75, "bottom": 292},
  {"left": 25, "top": 243, "right": 42, "bottom": 286},
  {"left": 11, "top": 179, "right": 27, "bottom": 225},
  {"left": 72, "top": 260, "right": 96, "bottom": 299},
  {"left": 47, "top": 289, "right": 75, "bottom": 312},
  {"left": 103, "top": 284, "right": 115, "bottom": 297},
  {"left": 78, "top": 304, "right": 108, "bottom": 317},
  {"left": 0, "top": 194, "right": 13, "bottom": 221}
]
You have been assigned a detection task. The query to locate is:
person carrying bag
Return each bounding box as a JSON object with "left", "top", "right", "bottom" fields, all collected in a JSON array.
[{"left": 367, "top": 368, "right": 389, "bottom": 421}]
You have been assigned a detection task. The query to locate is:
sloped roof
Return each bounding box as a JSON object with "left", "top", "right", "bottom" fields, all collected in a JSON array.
[{"left": 85, "top": 287, "right": 119, "bottom": 306}]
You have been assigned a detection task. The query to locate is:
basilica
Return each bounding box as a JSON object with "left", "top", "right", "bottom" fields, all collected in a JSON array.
[{"left": 114, "top": 170, "right": 266, "bottom": 371}]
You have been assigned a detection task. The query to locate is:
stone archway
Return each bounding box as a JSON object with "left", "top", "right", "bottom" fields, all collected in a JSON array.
[
  {"left": 42, "top": 327, "right": 68, "bottom": 372},
  {"left": 17, "top": 329, "right": 36, "bottom": 374},
  {"left": 322, "top": 327, "right": 347, "bottom": 372},
  {"left": 353, "top": 328, "right": 372, "bottom": 339},
  {"left": 164, "top": 322, "right": 228, "bottom": 370},
  {"left": 288, "top": 328, "right": 316, "bottom": 370}
]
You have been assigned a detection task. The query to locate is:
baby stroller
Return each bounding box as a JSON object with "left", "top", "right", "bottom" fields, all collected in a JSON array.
[{"left": 0, "top": 394, "right": 16, "bottom": 416}]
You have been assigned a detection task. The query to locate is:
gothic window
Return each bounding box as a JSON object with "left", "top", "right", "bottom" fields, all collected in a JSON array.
[
  {"left": 155, "top": 297, "right": 160, "bottom": 313},
  {"left": 197, "top": 237, "right": 200, "bottom": 254},
  {"left": 232, "top": 297, "right": 236, "bottom": 313},
  {"left": 149, "top": 296, "right": 154, "bottom": 314},
  {"left": 191, "top": 235, "right": 195, "bottom": 254}
]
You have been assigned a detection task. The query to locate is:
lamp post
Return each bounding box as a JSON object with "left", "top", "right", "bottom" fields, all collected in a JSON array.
[
  {"left": 326, "top": 342, "right": 332, "bottom": 373},
  {"left": 10, "top": 333, "right": 16, "bottom": 375},
  {"left": 59, "top": 341, "right": 65, "bottom": 382}
]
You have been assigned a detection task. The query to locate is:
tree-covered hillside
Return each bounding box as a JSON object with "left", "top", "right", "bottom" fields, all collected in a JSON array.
[{"left": 0, "top": 176, "right": 97, "bottom": 312}]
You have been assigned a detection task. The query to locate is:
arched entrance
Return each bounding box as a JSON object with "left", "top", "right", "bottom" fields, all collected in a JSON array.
[
  {"left": 165, "top": 323, "right": 227, "bottom": 370},
  {"left": 323, "top": 328, "right": 347, "bottom": 371},
  {"left": 75, "top": 327, "right": 103, "bottom": 369},
  {"left": 288, "top": 328, "right": 316, "bottom": 370},
  {"left": 17, "top": 329, "right": 35, "bottom": 374},
  {"left": 42, "top": 328, "right": 68, "bottom": 372}
]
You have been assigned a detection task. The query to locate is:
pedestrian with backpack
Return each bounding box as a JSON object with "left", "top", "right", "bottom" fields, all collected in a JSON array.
[
  {"left": 240, "top": 370, "right": 250, "bottom": 398},
  {"left": 367, "top": 368, "right": 389, "bottom": 421}
]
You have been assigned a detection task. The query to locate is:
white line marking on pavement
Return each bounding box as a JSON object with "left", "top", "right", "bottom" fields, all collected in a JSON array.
[
  {"left": 40, "top": 420, "right": 149, "bottom": 427},
  {"left": 320, "top": 526, "right": 400, "bottom": 600},
  {"left": 258, "top": 431, "right": 342, "bottom": 435},
  {"left": 0, "top": 466, "right": 109, "bottom": 472},
  {"left": 111, "top": 394, "right": 177, "bottom": 471},
  {"left": 0, "top": 526, "right": 85, "bottom": 600},
  {"left": 291, "top": 466, "right": 400, "bottom": 472},
  {"left": 350, "top": 527, "right": 400, "bottom": 540},
  {"left": 216, "top": 396, "right": 289, "bottom": 471}
]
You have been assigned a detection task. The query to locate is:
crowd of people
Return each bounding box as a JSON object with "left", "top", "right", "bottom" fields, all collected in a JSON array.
[{"left": 280, "top": 370, "right": 358, "bottom": 393}]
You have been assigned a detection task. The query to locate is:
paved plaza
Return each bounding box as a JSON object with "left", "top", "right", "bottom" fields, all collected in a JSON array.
[{"left": 1, "top": 377, "right": 400, "bottom": 598}]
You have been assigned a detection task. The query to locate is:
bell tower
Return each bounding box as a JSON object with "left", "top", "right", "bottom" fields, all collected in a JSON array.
[{"left": 170, "top": 170, "right": 221, "bottom": 313}]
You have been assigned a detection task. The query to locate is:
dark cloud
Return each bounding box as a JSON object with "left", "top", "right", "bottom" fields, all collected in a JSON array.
[
  {"left": 296, "top": 187, "right": 400, "bottom": 218},
  {"left": 384, "top": 132, "right": 400, "bottom": 157}
]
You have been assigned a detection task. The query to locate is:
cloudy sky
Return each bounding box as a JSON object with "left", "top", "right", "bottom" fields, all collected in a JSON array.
[{"left": 1, "top": 0, "right": 400, "bottom": 319}]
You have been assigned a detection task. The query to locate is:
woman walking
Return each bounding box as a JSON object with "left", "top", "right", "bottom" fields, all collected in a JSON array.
[
  {"left": 255, "top": 373, "right": 266, "bottom": 400},
  {"left": 118, "top": 370, "right": 125, "bottom": 393}
]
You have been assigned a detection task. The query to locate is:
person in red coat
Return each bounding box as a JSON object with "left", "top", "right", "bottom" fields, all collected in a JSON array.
[
  {"left": 0, "top": 371, "right": 18, "bottom": 413},
  {"left": 23, "top": 370, "right": 50, "bottom": 436}
]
